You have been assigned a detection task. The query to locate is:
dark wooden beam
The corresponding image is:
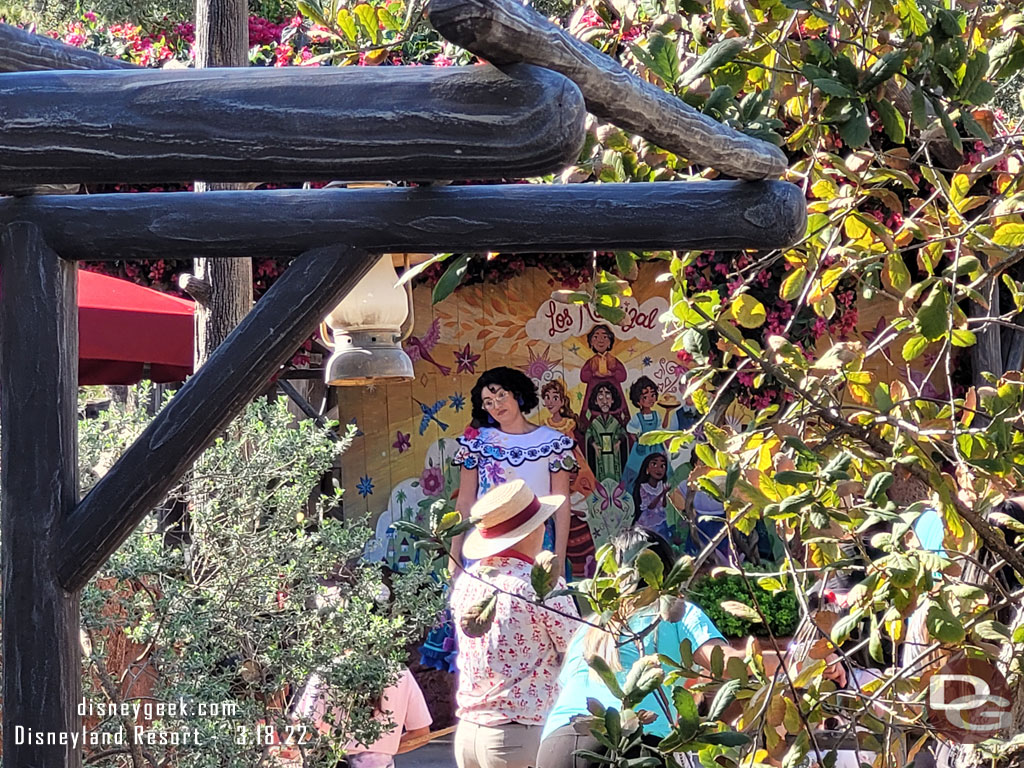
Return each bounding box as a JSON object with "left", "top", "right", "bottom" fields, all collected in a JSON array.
[
  {"left": 57, "top": 246, "right": 376, "bottom": 591},
  {"left": 0, "top": 22, "right": 138, "bottom": 72},
  {"left": 0, "top": 223, "right": 82, "bottom": 768},
  {"left": 0, "top": 63, "right": 585, "bottom": 187},
  {"left": 4, "top": 181, "right": 807, "bottom": 259},
  {"left": 427, "top": 0, "right": 788, "bottom": 181}
]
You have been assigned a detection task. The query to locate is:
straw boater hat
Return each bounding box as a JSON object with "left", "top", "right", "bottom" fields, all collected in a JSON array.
[{"left": 462, "top": 479, "right": 565, "bottom": 560}]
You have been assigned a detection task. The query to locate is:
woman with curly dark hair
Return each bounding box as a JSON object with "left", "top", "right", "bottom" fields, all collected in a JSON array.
[{"left": 448, "top": 367, "right": 576, "bottom": 575}]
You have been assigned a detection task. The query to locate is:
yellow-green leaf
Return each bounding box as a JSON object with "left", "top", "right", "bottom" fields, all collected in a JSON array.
[
  {"left": 297, "top": 0, "right": 328, "bottom": 28},
  {"left": 780, "top": 267, "right": 807, "bottom": 301},
  {"left": 994, "top": 223, "right": 1024, "bottom": 248},
  {"left": 915, "top": 285, "right": 949, "bottom": 341},
  {"left": 720, "top": 600, "right": 762, "bottom": 622},
  {"left": 902, "top": 334, "right": 929, "bottom": 361},
  {"left": 731, "top": 294, "right": 767, "bottom": 329},
  {"left": 886, "top": 253, "right": 911, "bottom": 292},
  {"left": 353, "top": 3, "right": 380, "bottom": 44},
  {"left": 951, "top": 329, "right": 977, "bottom": 347},
  {"left": 335, "top": 7, "right": 358, "bottom": 41}
]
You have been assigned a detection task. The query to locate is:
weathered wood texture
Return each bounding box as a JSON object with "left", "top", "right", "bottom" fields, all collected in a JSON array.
[
  {"left": 0, "top": 22, "right": 137, "bottom": 72},
  {"left": 195, "top": 0, "right": 247, "bottom": 69},
  {"left": 57, "top": 246, "right": 376, "bottom": 591},
  {"left": 193, "top": 251, "right": 254, "bottom": 367},
  {"left": 6, "top": 181, "right": 807, "bottom": 260},
  {"left": 0, "top": 63, "right": 586, "bottom": 186},
  {"left": 193, "top": 0, "right": 254, "bottom": 368},
  {"left": 0, "top": 223, "right": 82, "bottom": 768},
  {"left": 427, "top": 0, "right": 787, "bottom": 181}
]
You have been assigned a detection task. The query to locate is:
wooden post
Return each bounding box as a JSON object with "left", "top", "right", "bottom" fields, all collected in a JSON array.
[
  {"left": 0, "top": 223, "right": 81, "bottom": 768},
  {"left": 192, "top": 0, "right": 253, "bottom": 367},
  {"left": 195, "top": 0, "right": 246, "bottom": 70},
  {"left": 5, "top": 180, "right": 808, "bottom": 260},
  {"left": 58, "top": 246, "right": 376, "bottom": 591}
]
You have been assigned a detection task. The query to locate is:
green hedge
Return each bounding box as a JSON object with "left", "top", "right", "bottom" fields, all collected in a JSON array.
[{"left": 687, "top": 572, "right": 799, "bottom": 639}]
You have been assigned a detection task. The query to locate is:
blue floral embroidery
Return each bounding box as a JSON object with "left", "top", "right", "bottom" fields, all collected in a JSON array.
[{"left": 452, "top": 431, "right": 575, "bottom": 468}]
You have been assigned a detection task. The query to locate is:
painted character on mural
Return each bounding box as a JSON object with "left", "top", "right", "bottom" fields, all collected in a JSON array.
[
  {"left": 448, "top": 367, "right": 576, "bottom": 576},
  {"left": 585, "top": 383, "right": 629, "bottom": 486},
  {"left": 633, "top": 452, "right": 671, "bottom": 541},
  {"left": 622, "top": 375, "right": 675, "bottom": 489},
  {"left": 579, "top": 324, "right": 630, "bottom": 431},
  {"left": 541, "top": 379, "right": 598, "bottom": 579}
]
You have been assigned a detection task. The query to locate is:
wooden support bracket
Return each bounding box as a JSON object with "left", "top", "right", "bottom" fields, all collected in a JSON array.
[
  {"left": 0, "top": 63, "right": 585, "bottom": 187},
  {"left": 427, "top": 0, "right": 788, "bottom": 180},
  {"left": 57, "top": 245, "right": 376, "bottom": 591},
  {"left": 3, "top": 180, "right": 807, "bottom": 260}
]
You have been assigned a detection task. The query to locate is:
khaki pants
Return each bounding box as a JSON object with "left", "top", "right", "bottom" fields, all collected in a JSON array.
[{"left": 454, "top": 720, "right": 543, "bottom": 768}]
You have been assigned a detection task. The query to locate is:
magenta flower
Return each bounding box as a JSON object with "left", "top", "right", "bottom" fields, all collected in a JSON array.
[
  {"left": 420, "top": 466, "right": 444, "bottom": 496},
  {"left": 393, "top": 431, "right": 411, "bottom": 453},
  {"left": 454, "top": 343, "right": 481, "bottom": 375}
]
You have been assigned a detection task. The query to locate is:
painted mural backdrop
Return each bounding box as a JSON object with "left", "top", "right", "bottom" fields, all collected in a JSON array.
[
  {"left": 344, "top": 260, "right": 944, "bottom": 578},
  {"left": 347, "top": 263, "right": 700, "bottom": 576}
]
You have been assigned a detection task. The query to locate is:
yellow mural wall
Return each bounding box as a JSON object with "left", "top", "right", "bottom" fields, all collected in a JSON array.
[
  {"left": 342, "top": 262, "right": 937, "bottom": 572},
  {"left": 344, "top": 262, "right": 696, "bottom": 571}
]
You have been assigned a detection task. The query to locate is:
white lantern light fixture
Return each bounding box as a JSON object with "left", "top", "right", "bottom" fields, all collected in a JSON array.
[{"left": 323, "top": 253, "right": 415, "bottom": 386}]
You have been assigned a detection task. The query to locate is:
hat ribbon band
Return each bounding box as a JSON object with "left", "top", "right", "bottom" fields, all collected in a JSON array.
[{"left": 479, "top": 497, "right": 543, "bottom": 539}]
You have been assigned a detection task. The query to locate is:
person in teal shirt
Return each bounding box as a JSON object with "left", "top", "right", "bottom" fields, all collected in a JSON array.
[{"left": 536, "top": 529, "right": 727, "bottom": 768}]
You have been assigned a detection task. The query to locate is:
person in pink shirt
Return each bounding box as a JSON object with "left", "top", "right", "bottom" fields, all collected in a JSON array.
[
  {"left": 292, "top": 665, "right": 432, "bottom": 768},
  {"left": 450, "top": 479, "right": 580, "bottom": 768}
]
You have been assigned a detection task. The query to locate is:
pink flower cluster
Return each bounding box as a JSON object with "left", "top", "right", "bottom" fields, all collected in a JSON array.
[
  {"left": 249, "top": 16, "right": 286, "bottom": 46},
  {"left": 577, "top": 7, "right": 642, "bottom": 40},
  {"left": 764, "top": 298, "right": 795, "bottom": 335}
]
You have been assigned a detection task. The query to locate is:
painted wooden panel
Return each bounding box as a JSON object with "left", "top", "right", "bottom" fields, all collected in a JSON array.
[{"left": 346, "top": 262, "right": 691, "bottom": 576}]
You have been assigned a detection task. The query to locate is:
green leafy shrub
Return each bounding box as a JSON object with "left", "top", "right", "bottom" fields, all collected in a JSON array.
[
  {"left": 77, "top": 386, "right": 443, "bottom": 768},
  {"left": 687, "top": 572, "right": 799, "bottom": 638}
]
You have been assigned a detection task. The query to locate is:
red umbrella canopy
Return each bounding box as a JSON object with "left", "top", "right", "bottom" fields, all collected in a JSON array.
[{"left": 78, "top": 270, "right": 194, "bottom": 385}]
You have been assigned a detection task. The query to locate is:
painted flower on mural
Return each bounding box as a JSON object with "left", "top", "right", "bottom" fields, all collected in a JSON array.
[
  {"left": 642, "top": 356, "right": 653, "bottom": 367},
  {"left": 449, "top": 393, "right": 465, "bottom": 412},
  {"left": 862, "top": 315, "right": 893, "bottom": 350},
  {"left": 393, "top": 431, "right": 411, "bottom": 453},
  {"left": 524, "top": 346, "right": 558, "bottom": 382},
  {"left": 454, "top": 343, "right": 481, "bottom": 375},
  {"left": 419, "top": 466, "right": 445, "bottom": 496},
  {"left": 357, "top": 475, "right": 374, "bottom": 497}
]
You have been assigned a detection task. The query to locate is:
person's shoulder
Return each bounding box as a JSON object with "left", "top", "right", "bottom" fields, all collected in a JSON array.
[
  {"left": 457, "top": 426, "right": 494, "bottom": 448},
  {"left": 484, "top": 558, "right": 534, "bottom": 592}
]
